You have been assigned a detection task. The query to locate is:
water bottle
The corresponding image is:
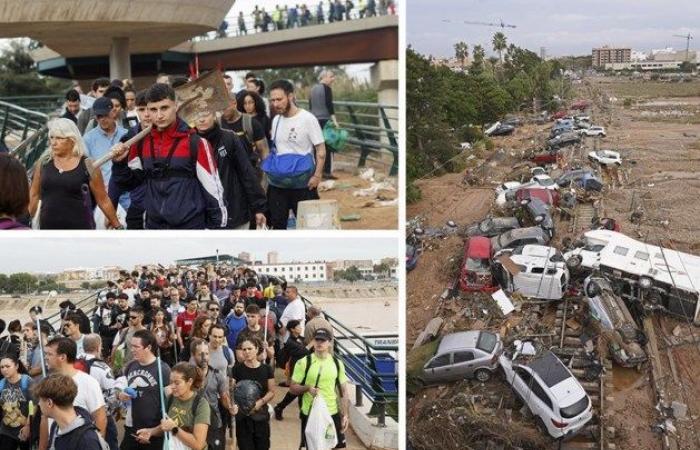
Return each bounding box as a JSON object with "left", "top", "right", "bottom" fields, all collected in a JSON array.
[{"left": 287, "top": 212, "right": 296, "bottom": 230}]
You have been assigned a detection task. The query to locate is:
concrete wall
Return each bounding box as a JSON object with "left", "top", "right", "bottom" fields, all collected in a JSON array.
[{"left": 0, "top": 0, "right": 235, "bottom": 57}]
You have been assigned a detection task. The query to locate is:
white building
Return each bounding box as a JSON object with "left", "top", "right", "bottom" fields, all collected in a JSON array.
[{"left": 252, "top": 261, "right": 328, "bottom": 282}]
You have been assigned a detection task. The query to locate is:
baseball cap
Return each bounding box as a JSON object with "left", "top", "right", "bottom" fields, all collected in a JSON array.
[
  {"left": 314, "top": 328, "right": 333, "bottom": 341},
  {"left": 93, "top": 96, "right": 113, "bottom": 116}
]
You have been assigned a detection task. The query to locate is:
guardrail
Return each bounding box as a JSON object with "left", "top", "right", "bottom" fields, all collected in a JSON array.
[
  {"left": 45, "top": 290, "right": 101, "bottom": 332},
  {"left": 300, "top": 294, "right": 398, "bottom": 426},
  {"left": 1, "top": 100, "right": 51, "bottom": 172},
  {"left": 297, "top": 99, "right": 399, "bottom": 176},
  {"left": 0, "top": 95, "right": 64, "bottom": 115},
  {"left": 191, "top": 2, "right": 398, "bottom": 41}
]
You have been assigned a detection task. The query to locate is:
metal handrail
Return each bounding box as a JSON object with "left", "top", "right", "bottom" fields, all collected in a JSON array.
[
  {"left": 45, "top": 290, "right": 101, "bottom": 332},
  {"left": 296, "top": 99, "right": 399, "bottom": 175},
  {"left": 0, "top": 96, "right": 64, "bottom": 115},
  {"left": 299, "top": 293, "right": 398, "bottom": 425}
]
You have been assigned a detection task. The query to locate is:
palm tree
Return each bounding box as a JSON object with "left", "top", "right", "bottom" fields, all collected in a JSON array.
[
  {"left": 472, "top": 44, "right": 486, "bottom": 63},
  {"left": 454, "top": 41, "right": 469, "bottom": 66},
  {"left": 492, "top": 32, "right": 507, "bottom": 63}
]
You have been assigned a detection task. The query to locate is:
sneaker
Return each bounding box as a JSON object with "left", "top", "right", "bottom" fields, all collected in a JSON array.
[{"left": 274, "top": 405, "right": 283, "bottom": 421}]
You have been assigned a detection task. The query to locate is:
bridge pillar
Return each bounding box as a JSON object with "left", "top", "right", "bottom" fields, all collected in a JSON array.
[
  {"left": 370, "top": 59, "right": 398, "bottom": 139},
  {"left": 109, "top": 37, "right": 131, "bottom": 80}
]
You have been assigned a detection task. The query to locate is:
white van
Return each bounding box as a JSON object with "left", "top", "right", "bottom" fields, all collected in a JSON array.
[{"left": 494, "top": 245, "right": 570, "bottom": 300}]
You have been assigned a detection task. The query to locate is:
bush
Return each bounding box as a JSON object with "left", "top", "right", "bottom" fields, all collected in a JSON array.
[
  {"left": 623, "top": 97, "right": 633, "bottom": 108},
  {"left": 407, "top": 182, "right": 422, "bottom": 204}
]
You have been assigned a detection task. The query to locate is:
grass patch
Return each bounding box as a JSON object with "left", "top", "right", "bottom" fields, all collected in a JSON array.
[
  {"left": 604, "top": 80, "right": 700, "bottom": 99},
  {"left": 406, "top": 339, "right": 440, "bottom": 395}
]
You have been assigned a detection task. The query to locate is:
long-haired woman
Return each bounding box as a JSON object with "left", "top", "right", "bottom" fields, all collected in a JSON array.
[{"left": 0, "top": 354, "right": 32, "bottom": 450}]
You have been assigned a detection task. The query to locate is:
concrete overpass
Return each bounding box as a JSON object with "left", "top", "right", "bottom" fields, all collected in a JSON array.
[
  {"left": 0, "top": 0, "right": 235, "bottom": 79},
  {"left": 32, "top": 14, "right": 398, "bottom": 78}
]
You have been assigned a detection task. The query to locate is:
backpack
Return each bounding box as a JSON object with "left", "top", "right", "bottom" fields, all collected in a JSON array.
[
  {"left": 74, "top": 356, "right": 101, "bottom": 374},
  {"left": 300, "top": 354, "right": 343, "bottom": 398},
  {"left": 139, "top": 132, "right": 201, "bottom": 179},
  {"left": 49, "top": 406, "right": 105, "bottom": 450},
  {"left": 0, "top": 374, "right": 31, "bottom": 398},
  {"left": 222, "top": 346, "right": 233, "bottom": 366},
  {"left": 166, "top": 387, "right": 220, "bottom": 445}
]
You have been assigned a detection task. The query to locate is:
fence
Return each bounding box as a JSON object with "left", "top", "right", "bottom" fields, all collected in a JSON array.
[
  {"left": 0, "top": 100, "right": 51, "bottom": 171},
  {"left": 297, "top": 99, "right": 399, "bottom": 176}
]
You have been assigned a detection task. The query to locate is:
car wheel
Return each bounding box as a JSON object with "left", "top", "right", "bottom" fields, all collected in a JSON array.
[
  {"left": 566, "top": 255, "right": 583, "bottom": 269},
  {"left": 474, "top": 368, "right": 491, "bottom": 383}
]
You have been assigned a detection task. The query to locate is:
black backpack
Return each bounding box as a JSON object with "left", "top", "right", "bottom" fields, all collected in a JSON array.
[{"left": 49, "top": 407, "right": 103, "bottom": 449}]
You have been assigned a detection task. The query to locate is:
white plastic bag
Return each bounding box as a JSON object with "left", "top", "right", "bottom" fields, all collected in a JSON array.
[
  {"left": 304, "top": 396, "right": 338, "bottom": 450},
  {"left": 170, "top": 436, "right": 191, "bottom": 450}
]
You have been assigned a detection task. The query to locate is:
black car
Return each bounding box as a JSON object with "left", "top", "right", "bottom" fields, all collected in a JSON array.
[
  {"left": 488, "top": 123, "right": 515, "bottom": 136},
  {"left": 547, "top": 132, "right": 581, "bottom": 149},
  {"left": 465, "top": 217, "right": 521, "bottom": 238}
]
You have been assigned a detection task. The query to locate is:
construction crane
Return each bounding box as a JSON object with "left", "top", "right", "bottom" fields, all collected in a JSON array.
[
  {"left": 442, "top": 19, "right": 516, "bottom": 29},
  {"left": 673, "top": 33, "right": 694, "bottom": 61}
]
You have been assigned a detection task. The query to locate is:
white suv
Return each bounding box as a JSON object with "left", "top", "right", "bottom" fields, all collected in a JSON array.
[
  {"left": 581, "top": 126, "right": 606, "bottom": 137},
  {"left": 500, "top": 343, "right": 592, "bottom": 438}
]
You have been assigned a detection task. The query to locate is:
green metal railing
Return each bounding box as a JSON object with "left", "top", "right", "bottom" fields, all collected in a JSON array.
[
  {"left": 0, "top": 95, "right": 64, "bottom": 115},
  {"left": 1, "top": 100, "right": 51, "bottom": 172},
  {"left": 297, "top": 99, "right": 399, "bottom": 176},
  {"left": 45, "top": 291, "right": 101, "bottom": 332}
]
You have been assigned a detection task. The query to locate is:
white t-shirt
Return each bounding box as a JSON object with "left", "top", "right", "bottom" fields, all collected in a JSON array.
[
  {"left": 280, "top": 298, "right": 306, "bottom": 333},
  {"left": 271, "top": 109, "right": 324, "bottom": 156},
  {"left": 122, "top": 288, "right": 139, "bottom": 307}
]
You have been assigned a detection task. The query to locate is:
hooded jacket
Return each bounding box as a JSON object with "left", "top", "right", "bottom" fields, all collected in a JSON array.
[
  {"left": 198, "top": 123, "right": 267, "bottom": 228},
  {"left": 112, "top": 117, "right": 227, "bottom": 229}
]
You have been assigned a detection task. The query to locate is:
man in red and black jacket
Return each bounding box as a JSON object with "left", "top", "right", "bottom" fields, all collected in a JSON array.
[{"left": 112, "top": 83, "right": 227, "bottom": 229}]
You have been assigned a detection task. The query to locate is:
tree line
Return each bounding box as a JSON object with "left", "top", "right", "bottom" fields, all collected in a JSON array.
[
  {"left": 0, "top": 273, "right": 67, "bottom": 295},
  {"left": 407, "top": 33, "right": 571, "bottom": 202}
]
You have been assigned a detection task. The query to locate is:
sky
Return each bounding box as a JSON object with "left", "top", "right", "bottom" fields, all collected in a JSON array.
[
  {"left": 408, "top": 0, "right": 700, "bottom": 59},
  {"left": 0, "top": 236, "right": 397, "bottom": 274}
]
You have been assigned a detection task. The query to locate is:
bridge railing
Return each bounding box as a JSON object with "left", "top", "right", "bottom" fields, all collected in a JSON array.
[
  {"left": 1, "top": 100, "right": 51, "bottom": 171},
  {"left": 44, "top": 290, "right": 101, "bottom": 332},
  {"left": 297, "top": 99, "right": 399, "bottom": 176},
  {"left": 0, "top": 95, "right": 64, "bottom": 115},
  {"left": 192, "top": 2, "right": 398, "bottom": 41},
  {"left": 300, "top": 294, "right": 398, "bottom": 426}
]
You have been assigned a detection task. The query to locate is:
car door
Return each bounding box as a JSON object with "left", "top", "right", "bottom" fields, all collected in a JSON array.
[
  {"left": 451, "top": 350, "right": 476, "bottom": 378},
  {"left": 423, "top": 353, "right": 452, "bottom": 383},
  {"left": 512, "top": 367, "right": 549, "bottom": 420}
]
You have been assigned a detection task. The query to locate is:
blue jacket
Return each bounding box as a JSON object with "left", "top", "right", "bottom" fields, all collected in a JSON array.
[{"left": 225, "top": 313, "right": 247, "bottom": 349}]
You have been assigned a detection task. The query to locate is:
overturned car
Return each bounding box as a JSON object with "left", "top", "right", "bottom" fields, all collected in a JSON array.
[{"left": 583, "top": 275, "right": 648, "bottom": 368}]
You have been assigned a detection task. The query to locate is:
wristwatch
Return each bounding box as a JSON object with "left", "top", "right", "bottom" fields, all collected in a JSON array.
[{"left": 172, "top": 427, "right": 179, "bottom": 435}]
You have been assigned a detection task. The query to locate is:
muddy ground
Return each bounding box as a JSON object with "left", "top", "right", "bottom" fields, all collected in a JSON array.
[{"left": 407, "top": 77, "right": 700, "bottom": 450}]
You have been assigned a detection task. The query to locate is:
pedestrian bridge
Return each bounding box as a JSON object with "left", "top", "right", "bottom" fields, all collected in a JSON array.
[{"left": 40, "top": 288, "right": 398, "bottom": 449}]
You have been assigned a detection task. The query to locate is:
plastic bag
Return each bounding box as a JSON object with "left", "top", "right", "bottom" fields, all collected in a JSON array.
[
  {"left": 171, "top": 436, "right": 191, "bottom": 450},
  {"left": 323, "top": 122, "right": 348, "bottom": 153},
  {"left": 233, "top": 380, "right": 262, "bottom": 416},
  {"left": 304, "top": 396, "right": 338, "bottom": 450}
]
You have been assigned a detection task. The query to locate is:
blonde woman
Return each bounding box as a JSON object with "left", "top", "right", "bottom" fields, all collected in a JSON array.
[{"left": 28, "top": 118, "right": 121, "bottom": 229}]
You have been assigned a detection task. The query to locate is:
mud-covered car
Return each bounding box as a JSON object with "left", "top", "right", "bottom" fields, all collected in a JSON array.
[
  {"left": 465, "top": 217, "right": 521, "bottom": 238},
  {"left": 491, "top": 227, "right": 550, "bottom": 254},
  {"left": 583, "top": 275, "right": 648, "bottom": 368}
]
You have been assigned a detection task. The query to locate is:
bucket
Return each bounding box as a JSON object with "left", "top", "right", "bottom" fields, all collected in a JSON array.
[{"left": 296, "top": 199, "right": 341, "bottom": 230}]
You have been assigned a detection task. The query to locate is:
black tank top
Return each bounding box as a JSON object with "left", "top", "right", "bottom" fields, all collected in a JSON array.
[{"left": 39, "top": 156, "right": 95, "bottom": 229}]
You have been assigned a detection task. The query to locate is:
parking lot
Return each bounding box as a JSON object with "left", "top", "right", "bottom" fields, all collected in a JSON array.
[{"left": 407, "top": 77, "right": 700, "bottom": 450}]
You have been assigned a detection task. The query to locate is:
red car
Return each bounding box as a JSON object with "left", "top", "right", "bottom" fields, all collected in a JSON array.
[
  {"left": 570, "top": 100, "right": 590, "bottom": 111},
  {"left": 549, "top": 110, "right": 567, "bottom": 121},
  {"left": 459, "top": 237, "right": 497, "bottom": 292},
  {"left": 516, "top": 187, "right": 560, "bottom": 207},
  {"left": 529, "top": 149, "right": 561, "bottom": 165}
]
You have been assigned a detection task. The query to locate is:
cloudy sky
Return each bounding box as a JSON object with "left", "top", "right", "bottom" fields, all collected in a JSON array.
[
  {"left": 408, "top": 0, "right": 700, "bottom": 58},
  {"left": 0, "top": 236, "right": 396, "bottom": 273}
]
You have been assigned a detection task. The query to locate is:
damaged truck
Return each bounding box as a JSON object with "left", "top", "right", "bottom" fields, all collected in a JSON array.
[{"left": 565, "top": 230, "right": 700, "bottom": 324}]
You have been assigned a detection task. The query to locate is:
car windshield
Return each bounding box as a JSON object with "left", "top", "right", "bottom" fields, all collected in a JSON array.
[
  {"left": 476, "top": 331, "right": 497, "bottom": 353},
  {"left": 537, "top": 177, "right": 554, "bottom": 187},
  {"left": 479, "top": 219, "right": 493, "bottom": 232},
  {"left": 465, "top": 257, "right": 489, "bottom": 271},
  {"left": 560, "top": 395, "right": 589, "bottom": 418}
]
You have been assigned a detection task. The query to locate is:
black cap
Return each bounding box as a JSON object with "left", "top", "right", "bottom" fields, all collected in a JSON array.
[
  {"left": 313, "top": 328, "right": 333, "bottom": 341},
  {"left": 59, "top": 300, "right": 75, "bottom": 310},
  {"left": 93, "top": 96, "right": 113, "bottom": 116},
  {"left": 29, "top": 305, "right": 43, "bottom": 314}
]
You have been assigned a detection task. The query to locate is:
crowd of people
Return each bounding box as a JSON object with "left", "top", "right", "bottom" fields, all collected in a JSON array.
[
  {"left": 0, "top": 69, "right": 342, "bottom": 231},
  {"left": 224, "top": 0, "right": 397, "bottom": 36},
  {"left": 0, "top": 263, "right": 349, "bottom": 450}
]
